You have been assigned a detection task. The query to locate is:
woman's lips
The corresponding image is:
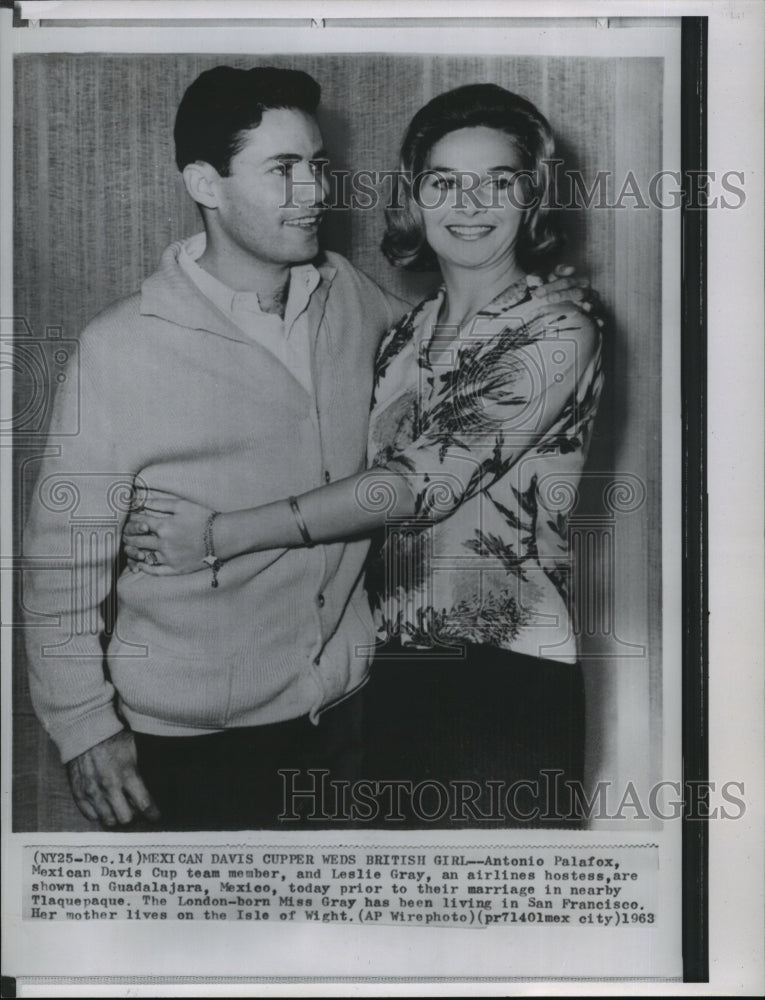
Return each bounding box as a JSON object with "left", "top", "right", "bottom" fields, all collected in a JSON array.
[{"left": 446, "top": 224, "right": 495, "bottom": 240}]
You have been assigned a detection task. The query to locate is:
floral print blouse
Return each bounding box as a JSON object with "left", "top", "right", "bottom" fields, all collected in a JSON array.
[{"left": 366, "top": 277, "right": 603, "bottom": 663}]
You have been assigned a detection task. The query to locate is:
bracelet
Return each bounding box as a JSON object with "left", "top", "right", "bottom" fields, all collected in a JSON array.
[
  {"left": 201, "top": 511, "right": 222, "bottom": 588},
  {"left": 288, "top": 495, "right": 314, "bottom": 547}
]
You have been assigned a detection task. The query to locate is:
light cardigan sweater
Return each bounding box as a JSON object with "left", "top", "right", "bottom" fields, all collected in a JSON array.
[{"left": 23, "top": 240, "right": 403, "bottom": 763}]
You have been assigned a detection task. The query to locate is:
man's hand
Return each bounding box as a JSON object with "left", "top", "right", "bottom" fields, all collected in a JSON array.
[
  {"left": 66, "top": 730, "right": 160, "bottom": 827},
  {"left": 528, "top": 264, "right": 603, "bottom": 323}
]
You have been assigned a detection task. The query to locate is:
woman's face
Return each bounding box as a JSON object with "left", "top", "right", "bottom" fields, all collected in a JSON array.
[{"left": 416, "top": 126, "right": 525, "bottom": 274}]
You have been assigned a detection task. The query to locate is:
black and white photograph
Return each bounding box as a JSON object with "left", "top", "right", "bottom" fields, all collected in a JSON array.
[
  {"left": 1, "top": 0, "right": 763, "bottom": 993},
  {"left": 13, "top": 24, "right": 666, "bottom": 837}
]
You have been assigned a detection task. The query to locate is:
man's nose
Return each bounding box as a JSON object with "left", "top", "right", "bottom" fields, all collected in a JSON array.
[{"left": 292, "top": 162, "right": 327, "bottom": 206}]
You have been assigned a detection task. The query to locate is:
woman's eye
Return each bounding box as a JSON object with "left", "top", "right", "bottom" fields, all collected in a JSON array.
[{"left": 271, "top": 163, "right": 291, "bottom": 176}]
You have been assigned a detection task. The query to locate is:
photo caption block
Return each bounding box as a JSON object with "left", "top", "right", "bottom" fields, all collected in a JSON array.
[{"left": 23, "top": 844, "right": 659, "bottom": 929}]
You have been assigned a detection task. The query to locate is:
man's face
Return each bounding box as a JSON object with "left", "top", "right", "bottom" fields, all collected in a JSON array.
[{"left": 210, "top": 107, "right": 328, "bottom": 269}]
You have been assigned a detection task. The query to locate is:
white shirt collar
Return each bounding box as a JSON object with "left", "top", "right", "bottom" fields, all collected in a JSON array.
[{"left": 178, "top": 232, "right": 320, "bottom": 332}]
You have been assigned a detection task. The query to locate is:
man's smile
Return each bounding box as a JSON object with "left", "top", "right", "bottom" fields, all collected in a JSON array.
[{"left": 284, "top": 214, "right": 323, "bottom": 229}]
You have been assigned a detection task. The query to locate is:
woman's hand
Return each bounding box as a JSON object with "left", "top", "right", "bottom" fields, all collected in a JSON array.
[{"left": 123, "top": 492, "right": 215, "bottom": 575}]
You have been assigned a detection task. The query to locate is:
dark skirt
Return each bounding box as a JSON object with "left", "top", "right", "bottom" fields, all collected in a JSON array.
[{"left": 360, "top": 640, "right": 586, "bottom": 828}]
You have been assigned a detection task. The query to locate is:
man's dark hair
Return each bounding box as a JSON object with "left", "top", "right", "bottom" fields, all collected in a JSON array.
[{"left": 174, "top": 65, "right": 321, "bottom": 176}]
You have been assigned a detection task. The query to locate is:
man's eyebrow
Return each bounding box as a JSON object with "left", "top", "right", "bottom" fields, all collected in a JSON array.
[{"left": 265, "top": 148, "right": 329, "bottom": 163}]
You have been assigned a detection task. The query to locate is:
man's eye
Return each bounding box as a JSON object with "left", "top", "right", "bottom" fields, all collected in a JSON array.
[{"left": 271, "top": 163, "right": 292, "bottom": 176}]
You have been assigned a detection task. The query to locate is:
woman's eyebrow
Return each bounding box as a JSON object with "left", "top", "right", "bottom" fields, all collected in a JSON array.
[{"left": 427, "top": 164, "right": 521, "bottom": 173}]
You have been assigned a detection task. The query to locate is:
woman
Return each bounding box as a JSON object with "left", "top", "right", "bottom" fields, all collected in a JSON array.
[{"left": 124, "top": 84, "right": 603, "bottom": 827}]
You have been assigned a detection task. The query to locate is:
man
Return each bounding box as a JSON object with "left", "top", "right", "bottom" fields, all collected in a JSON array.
[{"left": 23, "top": 66, "right": 588, "bottom": 830}]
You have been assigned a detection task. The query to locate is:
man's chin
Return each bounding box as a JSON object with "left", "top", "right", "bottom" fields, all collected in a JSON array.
[{"left": 284, "top": 239, "right": 321, "bottom": 265}]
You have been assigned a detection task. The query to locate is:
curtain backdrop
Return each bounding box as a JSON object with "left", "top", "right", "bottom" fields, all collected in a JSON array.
[{"left": 13, "top": 53, "right": 663, "bottom": 830}]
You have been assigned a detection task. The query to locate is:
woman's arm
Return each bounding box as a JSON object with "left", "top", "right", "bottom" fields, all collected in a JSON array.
[
  {"left": 123, "top": 469, "right": 416, "bottom": 574},
  {"left": 221, "top": 470, "right": 417, "bottom": 554}
]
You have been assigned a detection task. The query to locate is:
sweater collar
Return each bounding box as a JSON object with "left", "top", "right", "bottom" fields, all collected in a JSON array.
[{"left": 140, "top": 238, "right": 338, "bottom": 345}]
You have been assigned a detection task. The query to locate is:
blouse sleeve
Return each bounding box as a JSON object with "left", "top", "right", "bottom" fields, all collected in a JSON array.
[{"left": 374, "top": 304, "right": 600, "bottom": 522}]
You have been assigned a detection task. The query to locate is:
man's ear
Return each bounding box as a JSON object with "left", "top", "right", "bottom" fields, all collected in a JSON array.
[{"left": 182, "top": 161, "right": 221, "bottom": 210}]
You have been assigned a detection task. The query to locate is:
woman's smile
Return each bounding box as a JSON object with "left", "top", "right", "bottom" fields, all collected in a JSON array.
[{"left": 445, "top": 223, "right": 496, "bottom": 240}]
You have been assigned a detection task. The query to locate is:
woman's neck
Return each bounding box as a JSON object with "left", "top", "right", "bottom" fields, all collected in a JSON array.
[{"left": 438, "top": 257, "right": 525, "bottom": 329}]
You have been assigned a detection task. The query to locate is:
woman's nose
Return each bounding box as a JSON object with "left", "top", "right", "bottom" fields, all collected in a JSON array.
[
  {"left": 455, "top": 196, "right": 486, "bottom": 217},
  {"left": 453, "top": 179, "right": 489, "bottom": 215}
]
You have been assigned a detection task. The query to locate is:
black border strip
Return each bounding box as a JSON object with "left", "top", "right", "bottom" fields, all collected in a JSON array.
[{"left": 681, "top": 15, "right": 709, "bottom": 984}]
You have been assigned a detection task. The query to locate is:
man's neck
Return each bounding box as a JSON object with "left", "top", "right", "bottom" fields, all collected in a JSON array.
[
  {"left": 197, "top": 239, "right": 291, "bottom": 319},
  {"left": 256, "top": 282, "right": 290, "bottom": 318}
]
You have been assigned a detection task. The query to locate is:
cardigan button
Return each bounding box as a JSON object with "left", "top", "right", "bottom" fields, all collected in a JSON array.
[
  {"left": 324, "top": 470, "right": 331, "bottom": 483},
  {"left": 317, "top": 593, "right": 325, "bottom": 608}
]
